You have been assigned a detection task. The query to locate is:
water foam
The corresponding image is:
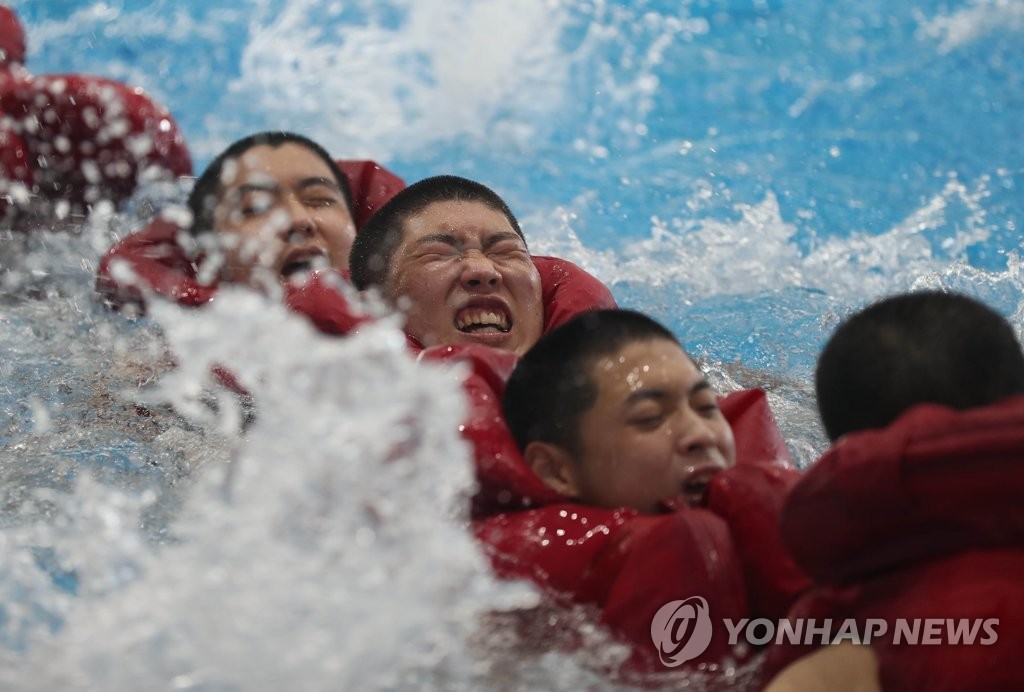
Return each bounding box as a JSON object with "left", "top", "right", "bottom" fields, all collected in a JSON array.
[
  {"left": 216, "top": 0, "right": 570, "bottom": 161},
  {"left": 0, "top": 280, "right": 554, "bottom": 690},
  {"left": 918, "top": 0, "right": 1024, "bottom": 53}
]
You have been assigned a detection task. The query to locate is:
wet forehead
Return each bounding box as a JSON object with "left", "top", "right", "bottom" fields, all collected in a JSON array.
[
  {"left": 224, "top": 143, "right": 337, "bottom": 191},
  {"left": 590, "top": 339, "right": 702, "bottom": 403},
  {"left": 401, "top": 199, "right": 520, "bottom": 247}
]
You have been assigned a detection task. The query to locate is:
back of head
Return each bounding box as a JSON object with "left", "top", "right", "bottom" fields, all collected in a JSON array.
[
  {"left": 816, "top": 290, "right": 1024, "bottom": 441},
  {"left": 349, "top": 174, "right": 524, "bottom": 290},
  {"left": 503, "top": 308, "right": 681, "bottom": 455},
  {"left": 186, "top": 131, "right": 353, "bottom": 234}
]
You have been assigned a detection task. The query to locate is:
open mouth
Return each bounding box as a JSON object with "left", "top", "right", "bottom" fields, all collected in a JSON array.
[
  {"left": 682, "top": 477, "right": 711, "bottom": 507},
  {"left": 680, "top": 466, "right": 723, "bottom": 508},
  {"left": 455, "top": 306, "right": 512, "bottom": 334},
  {"left": 280, "top": 250, "right": 328, "bottom": 278}
]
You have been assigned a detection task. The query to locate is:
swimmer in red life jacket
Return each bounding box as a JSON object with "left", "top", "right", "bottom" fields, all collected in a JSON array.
[
  {"left": 505, "top": 309, "right": 737, "bottom": 514},
  {"left": 763, "top": 290, "right": 1024, "bottom": 692},
  {"left": 100, "top": 152, "right": 611, "bottom": 362},
  {"left": 349, "top": 175, "right": 616, "bottom": 355},
  {"left": 186, "top": 131, "right": 357, "bottom": 291},
  {"left": 466, "top": 308, "right": 807, "bottom": 681},
  {"left": 96, "top": 131, "right": 405, "bottom": 313},
  {"left": 0, "top": 4, "right": 190, "bottom": 226}
]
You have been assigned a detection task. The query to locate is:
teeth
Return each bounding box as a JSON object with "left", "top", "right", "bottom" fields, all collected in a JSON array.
[{"left": 456, "top": 308, "right": 510, "bottom": 332}]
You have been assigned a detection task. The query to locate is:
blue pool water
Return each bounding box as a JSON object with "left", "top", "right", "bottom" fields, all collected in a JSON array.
[{"left": 2, "top": 0, "right": 1023, "bottom": 689}]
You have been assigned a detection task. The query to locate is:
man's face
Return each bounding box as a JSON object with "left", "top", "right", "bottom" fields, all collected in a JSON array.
[
  {"left": 571, "top": 338, "right": 736, "bottom": 513},
  {"left": 384, "top": 200, "right": 544, "bottom": 356},
  {"left": 211, "top": 142, "right": 355, "bottom": 286}
]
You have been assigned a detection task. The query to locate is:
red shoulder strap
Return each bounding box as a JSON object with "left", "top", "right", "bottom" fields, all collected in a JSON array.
[
  {"left": 532, "top": 255, "right": 617, "bottom": 333},
  {"left": 96, "top": 217, "right": 214, "bottom": 312},
  {"left": 719, "top": 388, "right": 793, "bottom": 467},
  {"left": 336, "top": 160, "right": 406, "bottom": 228}
]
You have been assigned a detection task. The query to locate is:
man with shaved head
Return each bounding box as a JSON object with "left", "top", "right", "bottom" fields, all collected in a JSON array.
[{"left": 349, "top": 175, "right": 544, "bottom": 355}]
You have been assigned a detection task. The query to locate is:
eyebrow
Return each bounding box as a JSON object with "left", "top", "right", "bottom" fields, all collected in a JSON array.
[
  {"left": 482, "top": 231, "right": 525, "bottom": 249},
  {"left": 623, "top": 378, "right": 712, "bottom": 405},
  {"left": 230, "top": 177, "right": 342, "bottom": 198},
  {"left": 232, "top": 182, "right": 277, "bottom": 197},
  {"left": 295, "top": 176, "right": 343, "bottom": 192},
  {"left": 412, "top": 233, "right": 460, "bottom": 248},
  {"left": 411, "top": 230, "right": 524, "bottom": 249}
]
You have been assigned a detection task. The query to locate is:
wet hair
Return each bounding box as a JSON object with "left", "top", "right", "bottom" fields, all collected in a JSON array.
[
  {"left": 816, "top": 290, "right": 1024, "bottom": 441},
  {"left": 349, "top": 175, "right": 524, "bottom": 290},
  {"left": 186, "top": 131, "right": 353, "bottom": 235},
  {"left": 503, "top": 309, "right": 682, "bottom": 456}
]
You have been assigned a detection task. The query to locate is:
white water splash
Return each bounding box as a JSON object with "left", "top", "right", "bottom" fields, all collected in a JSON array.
[
  {"left": 917, "top": 0, "right": 1024, "bottom": 53},
  {"left": 219, "top": 0, "right": 570, "bottom": 160},
  {"left": 531, "top": 173, "right": 1012, "bottom": 308},
  {"left": 2, "top": 290, "right": 564, "bottom": 690}
]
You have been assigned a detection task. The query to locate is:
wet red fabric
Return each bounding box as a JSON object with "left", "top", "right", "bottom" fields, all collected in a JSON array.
[
  {"left": 96, "top": 218, "right": 216, "bottom": 309},
  {"left": 0, "top": 6, "right": 190, "bottom": 218},
  {"left": 532, "top": 255, "right": 617, "bottom": 333},
  {"left": 336, "top": 160, "right": 406, "bottom": 229},
  {"left": 428, "top": 342, "right": 807, "bottom": 677},
  {"left": 0, "top": 6, "right": 26, "bottom": 67},
  {"left": 0, "top": 72, "right": 191, "bottom": 211},
  {"left": 0, "top": 121, "right": 31, "bottom": 203},
  {"left": 763, "top": 395, "right": 1024, "bottom": 691}
]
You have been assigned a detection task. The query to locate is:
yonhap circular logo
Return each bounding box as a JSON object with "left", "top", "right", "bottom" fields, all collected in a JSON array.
[{"left": 650, "top": 596, "right": 714, "bottom": 667}]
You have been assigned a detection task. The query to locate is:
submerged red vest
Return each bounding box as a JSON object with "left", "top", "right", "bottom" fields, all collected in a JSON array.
[
  {"left": 0, "top": 6, "right": 190, "bottom": 220},
  {"left": 762, "top": 395, "right": 1024, "bottom": 691},
  {"left": 422, "top": 343, "right": 809, "bottom": 679}
]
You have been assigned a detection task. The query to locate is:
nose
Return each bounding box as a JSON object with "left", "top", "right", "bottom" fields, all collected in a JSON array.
[
  {"left": 672, "top": 409, "right": 718, "bottom": 457},
  {"left": 280, "top": 198, "right": 316, "bottom": 243},
  {"left": 459, "top": 251, "right": 501, "bottom": 290}
]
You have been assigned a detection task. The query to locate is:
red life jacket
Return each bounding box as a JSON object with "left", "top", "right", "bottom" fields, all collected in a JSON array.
[
  {"left": 762, "top": 395, "right": 1024, "bottom": 691},
  {"left": 0, "top": 6, "right": 190, "bottom": 220},
  {"left": 419, "top": 342, "right": 808, "bottom": 679},
  {"left": 0, "top": 6, "right": 26, "bottom": 68},
  {"left": 0, "top": 5, "right": 28, "bottom": 216}
]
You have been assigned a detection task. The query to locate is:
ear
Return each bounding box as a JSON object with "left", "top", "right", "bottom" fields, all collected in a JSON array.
[{"left": 523, "top": 441, "right": 582, "bottom": 499}]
